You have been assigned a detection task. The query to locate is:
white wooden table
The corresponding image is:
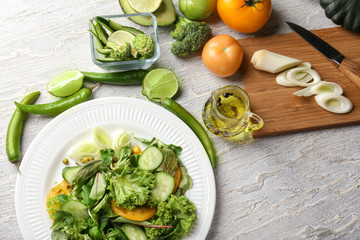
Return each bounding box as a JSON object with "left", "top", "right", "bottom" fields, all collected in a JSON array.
[{"left": 1, "top": 0, "right": 360, "bottom": 239}]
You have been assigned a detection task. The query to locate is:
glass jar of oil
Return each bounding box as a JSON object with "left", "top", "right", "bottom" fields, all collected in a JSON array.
[{"left": 202, "top": 85, "right": 263, "bottom": 137}]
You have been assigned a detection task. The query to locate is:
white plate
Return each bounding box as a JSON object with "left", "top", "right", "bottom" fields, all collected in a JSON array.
[{"left": 15, "top": 97, "right": 216, "bottom": 240}]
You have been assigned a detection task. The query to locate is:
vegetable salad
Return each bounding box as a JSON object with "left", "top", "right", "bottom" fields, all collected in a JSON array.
[{"left": 47, "top": 127, "right": 196, "bottom": 240}]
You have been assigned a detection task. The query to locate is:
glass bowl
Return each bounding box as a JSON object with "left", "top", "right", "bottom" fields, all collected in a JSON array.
[{"left": 89, "top": 13, "right": 160, "bottom": 72}]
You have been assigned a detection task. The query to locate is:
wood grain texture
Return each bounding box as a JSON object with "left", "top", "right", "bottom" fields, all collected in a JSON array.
[
  {"left": 238, "top": 28, "right": 360, "bottom": 138},
  {"left": 338, "top": 57, "right": 360, "bottom": 89},
  {"left": 1, "top": 0, "right": 360, "bottom": 240}
]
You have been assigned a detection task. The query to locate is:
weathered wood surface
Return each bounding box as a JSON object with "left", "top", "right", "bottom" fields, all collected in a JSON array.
[{"left": 1, "top": 0, "right": 359, "bottom": 239}]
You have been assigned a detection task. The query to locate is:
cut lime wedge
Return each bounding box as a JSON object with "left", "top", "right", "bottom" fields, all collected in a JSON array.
[
  {"left": 108, "top": 30, "right": 137, "bottom": 58},
  {"left": 128, "top": 0, "right": 162, "bottom": 13},
  {"left": 142, "top": 68, "right": 179, "bottom": 102},
  {"left": 47, "top": 70, "right": 84, "bottom": 97}
]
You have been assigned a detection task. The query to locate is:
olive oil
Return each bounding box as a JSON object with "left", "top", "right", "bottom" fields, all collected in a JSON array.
[
  {"left": 202, "top": 85, "right": 264, "bottom": 138},
  {"left": 203, "top": 90, "right": 246, "bottom": 137}
]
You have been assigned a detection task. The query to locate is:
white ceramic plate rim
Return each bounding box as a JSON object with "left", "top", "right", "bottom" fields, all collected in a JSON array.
[{"left": 15, "top": 97, "right": 216, "bottom": 240}]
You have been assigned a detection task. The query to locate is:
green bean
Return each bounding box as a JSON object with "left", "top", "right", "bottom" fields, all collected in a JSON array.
[
  {"left": 82, "top": 70, "right": 148, "bottom": 85},
  {"left": 161, "top": 98, "right": 216, "bottom": 167},
  {"left": 6, "top": 91, "right": 40, "bottom": 164},
  {"left": 14, "top": 85, "right": 98, "bottom": 116}
]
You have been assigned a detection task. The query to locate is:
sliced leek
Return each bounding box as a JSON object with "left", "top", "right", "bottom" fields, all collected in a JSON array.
[
  {"left": 68, "top": 141, "right": 100, "bottom": 161},
  {"left": 113, "top": 131, "right": 134, "bottom": 154},
  {"left": 251, "top": 49, "right": 302, "bottom": 73},
  {"left": 276, "top": 62, "right": 312, "bottom": 87},
  {"left": 93, "top": 126, "right": 112, "bottom": 149},
  {"left": 315, "top": 93, "right": 353, "bottom": 114},
  {"left": 286, "top": 68, "right": 321, "bottom": 87},
  {"left": 293, "top": 81, "right": 343, "bottom": 97}
]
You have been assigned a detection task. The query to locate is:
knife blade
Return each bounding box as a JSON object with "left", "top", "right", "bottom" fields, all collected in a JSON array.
[{"left": 286, "top": 21, "right": 360, "bottom": 89}]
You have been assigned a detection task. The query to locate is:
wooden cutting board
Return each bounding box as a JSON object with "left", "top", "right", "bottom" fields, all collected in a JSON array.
[{"left": 237, "top": 27, "right": 360, "bottom": 138}]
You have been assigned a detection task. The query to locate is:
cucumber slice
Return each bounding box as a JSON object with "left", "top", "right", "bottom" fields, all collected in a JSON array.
[
  {"left": 62, "top": 166, "right": 81, "bottom": 185},
  {"left": 151, "top": 172, "right": 175, "bottom": 202},
  {"left": 122, "top": 224, "right": 147, "bottom": 240},
  {"left": 138, "top": 146, "right": 163, "bottom": 170},
  {"left": 60, "top": 200, "right": 88, "bottom": 218}
]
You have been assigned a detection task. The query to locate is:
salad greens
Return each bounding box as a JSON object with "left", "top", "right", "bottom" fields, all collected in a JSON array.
[{"left": 47, "top": 127, "right": 195, "bottom": 240}]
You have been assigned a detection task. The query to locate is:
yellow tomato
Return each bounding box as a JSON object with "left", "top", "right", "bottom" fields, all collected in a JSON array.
[
  {"left": 202, "top": 34, "right": 244, "bottom": 77},
  {"left": 111, "top": 200, "right": 157, "bottom": 221},
  {"left": 217, "top": 0, "right": 272, "bottom": 33}
]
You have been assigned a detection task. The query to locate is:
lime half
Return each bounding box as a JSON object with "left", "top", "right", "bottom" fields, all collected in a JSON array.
[
  {"left": 108, "top": 30, "right": 137, "bottom": 58},
  {"left": 47, "top": 70, "right": 84, "bottom": 97},
  {"left": 128, "top": 0, "right": 162, "bottom": 13},
  {"left": 142, "top": 68, "right": 179, "bottom": 102}
]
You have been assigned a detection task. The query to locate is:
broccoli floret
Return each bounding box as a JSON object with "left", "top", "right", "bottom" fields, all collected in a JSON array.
[
  {"left": 146, "top": 195, "right": 196, "bottom": 240},
  {"left": 109, "top": 164, "right": 156, "bottom": 210},
  {"left": 171, "top": 16, "right": 212, "bottom": 57},
  {"left": 132, "top": 34, "right": 155, "bottom": 59},
  {"left": 105, "top": 41, "right": 132, "bottom": 60}
]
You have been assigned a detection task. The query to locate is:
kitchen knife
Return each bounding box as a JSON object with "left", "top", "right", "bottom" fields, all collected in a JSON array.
[{"left": 286, "top": 21, "right": 360, "bottom": 89}]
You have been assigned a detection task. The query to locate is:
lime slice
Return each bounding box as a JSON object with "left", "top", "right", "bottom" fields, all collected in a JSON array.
[
  {"left": 108, "top": 30, "right": 137, "bottom": 58},
  {"left": 142, "top": 68, "right": 179, "bottom": 102},
  {"left": 128, "top": 0, "right": 162, "bottom": 13},
  {"left": 47, "top": 70, "right": 84, "bottom": 97}
]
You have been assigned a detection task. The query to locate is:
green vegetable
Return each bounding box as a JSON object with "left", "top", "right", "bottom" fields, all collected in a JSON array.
[
  {"left": 105, "top": 41, "right": 132, "bottom": 60},
  {"left": 82, "top": 69, "right": 148, "bottom": 85},
  {"left": 161, "top": 98, "right": 216, "bottom": 167},
  {"left": 62, "top": 166, "right": 81, "bottom": 185},
  {"left": 320, "top": 0, "right": 360, "bottom": 32},
  {"left": 157, "top": 148, "right": 178, "bottom": 175},
  {"left": 132, "top": 34, "right": 156, "bottom": 59},
  {"left": 71, "top": 159, "right": 104, "bottom": 189},
  {"left": 109, "top": 163, "right": 156, "bottom": 210},
  {"left": 6, "top": 91, "right": 40, "bottom": 164},
  {"left": 179, "top": 0, "right": 217, "bottom": 20},
  {"left": 14, "top": 85, "right": 98, "bottom": 116},
  {"left": 60, "top": 200, "right": 89, "bottom": 218},
  {"left": 138, "top": 146, "right": 164, "bottom": 171},
  {"left": 151, "top": 172, "right": 175, "bottom": 202},
  {"left": 89, "top": 172, "right": 107, "bottom": 200},
  {"left": 122, "top": 223, "right": 147, "bottom": 240},
  {"left": 145, "top": 195, "right": 196, "bottom": 240},
  {"left": 171, "top": 16, "right": 212, "bottom": 57},
  {"left": 119, "top": 0, "right": 176, "bottom": 27}
]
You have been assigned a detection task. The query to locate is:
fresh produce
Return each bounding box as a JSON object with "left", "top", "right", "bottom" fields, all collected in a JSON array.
[
  {"left": 315, "top": 93, "right": 353, "bottom": 114},
  {"left": 46, "top": 126, "right": 196, "bottom": 239},
  {"left": 47, "top": 70, "right": 84, "bottom": 97},
  {"left": 276, "top": 62, "right": 312, "bottom": 87},
  {"left": 14, "top": 84, "right": 98, "bottom": 116},
  {"left": 277, "top": 64, "right": 321, "bottom": 87},
  {"left": 320, "top": 0, "right": 360, "bottom": 32},
  {"left": 161, "top": 98, "right": 216, "bottom": 167},
  {"left": 142, "top": 68, "right": 179, "bottom": 102},
  {"left": 119, "top": 0, "right": 176, "bottom": 27},
  {"left": 179, "top": 0, "right": 216, "bottom": 20},
  {"left": 170, "top": 16, "right": 212, "bottom": 57},
  {"left": 202, "top": 34, "right": 244, "bottom": 77},
  {"left": 251, "top": 49, "right": 302, "bottom": 73},
  {"left": 90, "top": 18, "right": 156, "bottom": 61},
  {"left": 82, "top": 69, "right": 148, "bottom": 85},
  {"left": 217, "top": 0, "right": 272, "bottom": 33},
  {"left": 6, "top": 91, "right": 40, "bottom": 165},
  {"left": 127, "top": 0, "right": 162, "bottom": 13},
  {"left": 293, "top": 81, "right": 343, "bottom": 97}
]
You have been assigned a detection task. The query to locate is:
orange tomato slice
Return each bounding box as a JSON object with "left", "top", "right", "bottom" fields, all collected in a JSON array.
[
  {"left": 173, "top": 165, "right": 182, "bottom": 193},
  {"left": 111, "top": 200, "right": 156, "bottom": 221},
  {"left": 46, "top": 180, "right": 71, "bottom": 219}
]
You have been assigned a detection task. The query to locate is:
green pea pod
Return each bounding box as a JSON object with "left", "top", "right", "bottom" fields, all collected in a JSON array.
[
  {"left": 14, "top": 85, "right": 98, "bottom": 116},
  {"left": 6, "top": 91, "right": 40, "bottom": 163},
  {"left": 161, "top": 98, "right": 216, "bottom": 167},
  {"left": 82, "top": 70, "right": 148, "bottom": 85}
]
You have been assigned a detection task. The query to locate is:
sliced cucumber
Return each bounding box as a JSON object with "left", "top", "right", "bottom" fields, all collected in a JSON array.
[
  {"left": 151, "top": 172, "right": 175, "bottom": 202},
  {"left": 60, "top": 200, "right": 88, "bottom": 218},
  {"left": 122, "top": 223, "right": 147, "bottom": 240},
  {"left": 62, "top": 166, "right": 81, "bottom": 185},
  {"left": 138, "top": 146, "right": 163, "bottom": 170}
]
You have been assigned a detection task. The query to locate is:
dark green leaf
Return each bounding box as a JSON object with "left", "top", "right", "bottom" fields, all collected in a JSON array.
[{"left": 100, "top": 149, "right": 115, "bottom": 166}]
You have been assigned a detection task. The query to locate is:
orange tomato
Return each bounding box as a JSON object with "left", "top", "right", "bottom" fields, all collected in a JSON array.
[
  {"left": 217, "top": 0, "right": 272, "bottom": 33},
  {"left": 173, "top": 165, "right": 182, "bottom": 193},
  {"left": 202, "top": 34, "right": 244, "bottom": 77},
  {"left": 111, "top": 200, "right": 156, "bottom": 221},
  {"left": 46, "top": 180, "right": 71, "bottom": 219}
]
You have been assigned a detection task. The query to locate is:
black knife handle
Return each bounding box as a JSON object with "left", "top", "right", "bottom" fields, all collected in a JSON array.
[{"left": 338, "top": 58, "right": 360, "bottom": 90}]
